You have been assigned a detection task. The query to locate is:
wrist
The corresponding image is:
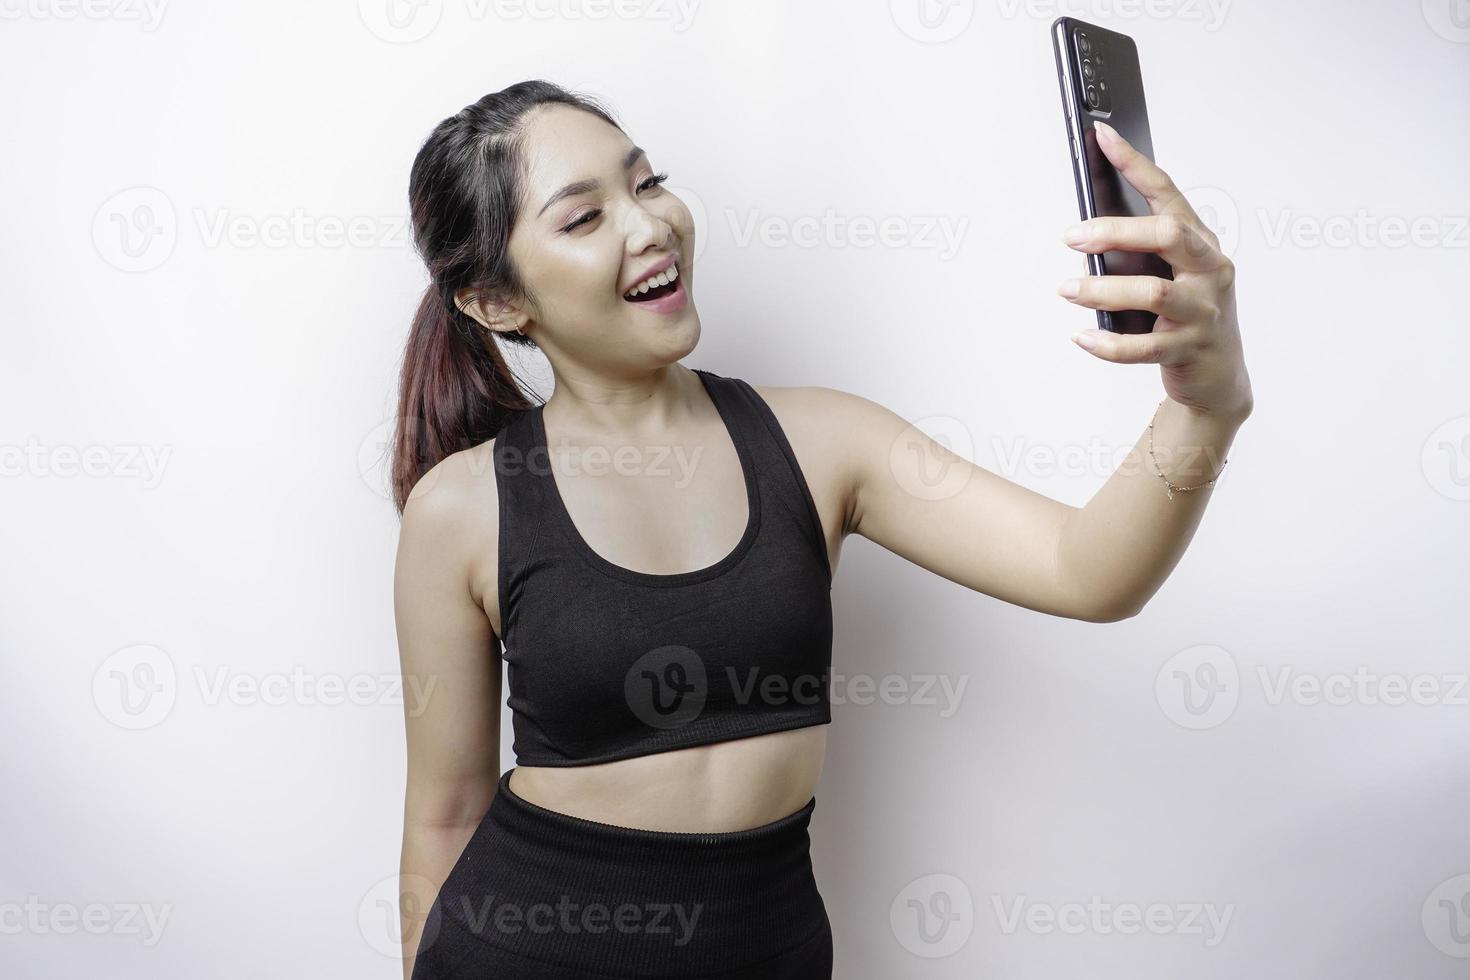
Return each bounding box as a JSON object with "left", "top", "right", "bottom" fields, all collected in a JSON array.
[
  {"left": 1150, "top": 398, "right": 1237, "bottom": 497},
  {"left": 1179, "top": 377, "right": 1255, "bottom": 427},
  {"left": 1177, "top": 395, "right": 1252, "bottom": 430}
]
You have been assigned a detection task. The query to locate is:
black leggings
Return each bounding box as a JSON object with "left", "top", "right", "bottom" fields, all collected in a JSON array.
[{"left": 410, "top": 768, "right": 833, "bottom": 980}]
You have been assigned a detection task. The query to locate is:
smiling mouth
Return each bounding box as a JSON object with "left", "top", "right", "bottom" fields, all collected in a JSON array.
[
  {"left": 625, "top": 278, "right": 680, "bottom": 303},
  {"left": 623, "top": 261, "right": 682, "bottom": 303}
]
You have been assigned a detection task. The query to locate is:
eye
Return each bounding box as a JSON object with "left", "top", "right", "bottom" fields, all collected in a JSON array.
[
  {"left": 638, "top": 171, "right": 670, "bottom": 193},
  {"left": 558, "top": 172, "right": 670, "bottom": 234},
  {"left": 561, "top": 210, "right": 598, "bottom": 233}
]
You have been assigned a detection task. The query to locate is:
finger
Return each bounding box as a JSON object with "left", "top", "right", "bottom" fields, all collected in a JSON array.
[
  {"left": 1091, "top": 121, "right": 1199, "bottom": 225},
  {"left": 1064, "top": 213, "right": 1224, "bottom": 272},
  {"left": 1058, "top": 274, "right": 1212, "bottom": 322},
  {"left": 1072, "top": 324, "right": 1197, "bottom": 365}
]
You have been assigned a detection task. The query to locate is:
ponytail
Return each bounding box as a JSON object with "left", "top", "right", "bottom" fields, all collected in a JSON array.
[
  {"left": 389, "top": 285, "right": 534, "bottom": 513},
  {"left": 390, "top": 79, "right": 623, "bottom": 514}
]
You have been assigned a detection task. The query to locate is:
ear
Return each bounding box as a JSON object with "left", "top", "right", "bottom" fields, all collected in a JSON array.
[{"left": 453, "top": 287, "right": 524, "bottom": 335}]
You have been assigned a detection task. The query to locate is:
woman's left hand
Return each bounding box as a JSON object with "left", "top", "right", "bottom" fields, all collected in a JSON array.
[{"left": 1058, "top": 120, "right": 1253, "bottom": 422}]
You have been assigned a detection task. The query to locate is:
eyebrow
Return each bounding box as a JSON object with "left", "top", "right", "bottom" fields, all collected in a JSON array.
[{"left": 537, "top": 145, "right": 647, "bottom": 218}]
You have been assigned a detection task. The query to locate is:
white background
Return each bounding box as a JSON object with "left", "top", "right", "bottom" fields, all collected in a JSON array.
[{"left": 3, "top": 0, "right": 1469, "bottom": 977}]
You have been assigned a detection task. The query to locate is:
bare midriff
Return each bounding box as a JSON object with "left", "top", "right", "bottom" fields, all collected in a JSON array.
[{"left": 507, "top": 722, "right": 828, "bottom": 833}]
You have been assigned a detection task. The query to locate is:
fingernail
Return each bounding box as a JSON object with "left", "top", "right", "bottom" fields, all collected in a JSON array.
[
  {"left": 1057, "top": 279, "right": 1081, "bottom": 299},
  {"left": 1062, "top": 224, "right": 1088, "bottom": 245},
  {"left": 1094, "top": 120, "right": 1116, "bottom": 143},
  {"left": 1073, "top": 331, "right": 1099, "bottom": 350}
]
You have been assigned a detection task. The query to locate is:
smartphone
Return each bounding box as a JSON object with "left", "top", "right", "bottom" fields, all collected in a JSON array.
[{"left": 1051, "top": 18, "right": 1172, "bottom": 334}]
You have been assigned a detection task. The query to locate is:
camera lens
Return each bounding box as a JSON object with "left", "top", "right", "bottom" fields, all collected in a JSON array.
[
  {"left": 1081, "top": 60, "right": 1095, "bottom": 81},
  {"left": 1078, "top": 33, "right": 1092, "bottom": 56},
  {"left": 1086, "top": 85, "right": 1099, "bottom": 108}
]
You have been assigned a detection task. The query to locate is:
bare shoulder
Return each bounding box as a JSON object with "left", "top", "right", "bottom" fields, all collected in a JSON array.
[
  {"left": 748, "top": 381, "right": 898, "bottom": 432},
  {"left": 398, "top": 436, "right": 502, "bottom": 634},
  {"left": 748, "top": 381, "right": 902, "bottom": 465}
]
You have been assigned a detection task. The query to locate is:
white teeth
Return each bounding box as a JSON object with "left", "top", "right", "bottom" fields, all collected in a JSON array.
[{"left": 625, "top": 264, "right": 679, "bottom": 299}]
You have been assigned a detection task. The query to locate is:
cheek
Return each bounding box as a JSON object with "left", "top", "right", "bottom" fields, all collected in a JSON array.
[{"left": 536, "top": 244, "right": 621, "bottom": 307}]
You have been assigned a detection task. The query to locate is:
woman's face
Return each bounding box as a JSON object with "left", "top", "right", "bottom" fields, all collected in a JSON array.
[{"left": 501, "top": 103, "right": 700, "bottom": 373}]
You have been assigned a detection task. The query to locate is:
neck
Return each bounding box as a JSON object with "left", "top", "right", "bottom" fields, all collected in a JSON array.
[{"left": 540, "top": 362, "right": 704, "bottom": 440}]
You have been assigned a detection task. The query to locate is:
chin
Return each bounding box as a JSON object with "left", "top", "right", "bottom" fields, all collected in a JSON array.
[{"left": 660, "top": 314, "right": 702, "bottom": 360}]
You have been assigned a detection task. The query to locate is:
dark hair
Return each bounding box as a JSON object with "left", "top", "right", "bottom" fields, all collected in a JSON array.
[{"left": 389, "top": 80, "right": 624, "bottom": 514}]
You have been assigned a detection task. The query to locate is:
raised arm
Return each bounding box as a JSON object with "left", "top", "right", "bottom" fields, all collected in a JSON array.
[
  {"left": 393, "top": 449, "right": 503, "bottom": 978},
  {"left": 1049, "top": 120, "right": 1252, "bottom": 618},
  {"left": 832, "top": 385, "right": 1245, "bottom": 624},
  {"left": 826, "top": 386, "right": 1109, "bottom": 621},
  {"left": 834, "top": 120, "right": 1251, "bottom": 625}
]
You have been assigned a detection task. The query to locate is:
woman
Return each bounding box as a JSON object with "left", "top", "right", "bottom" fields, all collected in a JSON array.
[{"left": 391, "top": 80, "right": 1252, "bottom": 979}]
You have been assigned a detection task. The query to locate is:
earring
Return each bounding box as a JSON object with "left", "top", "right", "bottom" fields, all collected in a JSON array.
[{"left": 498, "top": 307, "right": 523, "bottom": 335}]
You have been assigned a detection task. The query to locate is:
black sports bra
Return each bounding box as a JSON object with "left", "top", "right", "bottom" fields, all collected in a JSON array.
[{"left": 491, "top": 368, "right": 833, "bottom": 767}]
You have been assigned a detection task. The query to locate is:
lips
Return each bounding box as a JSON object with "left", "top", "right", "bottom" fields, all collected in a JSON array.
[
  {"left": 621, "top": 254, "right": 679, "bottom": 298},
  {"left": 625, "top": 276, "right": 679, "bottom": 303},
  {"left": 622, "top": 270, "right": 689, "bottom": 314}
]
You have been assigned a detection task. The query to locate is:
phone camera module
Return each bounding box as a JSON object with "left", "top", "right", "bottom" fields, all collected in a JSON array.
[{"left": 1073, "top": 28, "right": 1110, "bottom": 114}]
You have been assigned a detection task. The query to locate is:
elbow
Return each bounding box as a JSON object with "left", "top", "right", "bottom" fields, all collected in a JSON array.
[
  {"left": 403, "top": 776, "right": 500, "bottom": 833},
  {"left": 1053, "top": 514, "right": 1148, "bottom": 624},
  {"left": 1077, "top": 593, "right": 1147, "bottom": 623},
  {"left": 404, "top": 805, "right": 492, "bottom": 834},
  {"left": 1098, "top": 604, "right": 1143, "bottom": 624}
]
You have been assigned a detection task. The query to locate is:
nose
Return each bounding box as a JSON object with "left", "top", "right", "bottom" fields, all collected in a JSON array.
[{"left": 621, "top": 201, "right": 676, "bottom": 255}]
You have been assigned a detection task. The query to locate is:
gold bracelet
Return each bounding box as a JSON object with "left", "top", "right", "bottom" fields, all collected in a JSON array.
[{"left": 1147, "top": 397, "right": 1228, "bottom": 500}]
